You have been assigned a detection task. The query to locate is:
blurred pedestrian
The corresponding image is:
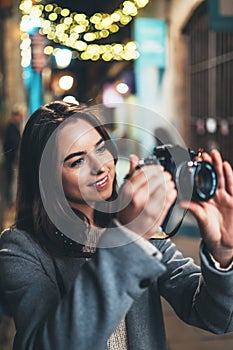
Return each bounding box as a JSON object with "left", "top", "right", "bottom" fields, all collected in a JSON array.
[{"left": 2, "top": 110, "right": 23, "bottom": 207}]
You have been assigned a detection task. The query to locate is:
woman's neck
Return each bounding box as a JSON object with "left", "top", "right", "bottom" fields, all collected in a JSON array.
[{"left": 69, "top": 201, "right": 96, "bottom": 227}]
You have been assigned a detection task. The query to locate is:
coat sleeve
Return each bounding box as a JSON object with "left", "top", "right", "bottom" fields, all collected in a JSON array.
[
  {"left": 0, "top": 228, "right": 165, "bottom": 350},
  {"left": 156, "top": 238, "right": 233, "bottom": 334}
]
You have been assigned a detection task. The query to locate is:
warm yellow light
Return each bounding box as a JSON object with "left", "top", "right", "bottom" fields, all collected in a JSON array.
[
  {"left": 61, "top": 9, "right": 70, "bottom": 17},
  {"left": 74, "top": 41, "right": 87, "bottom": 51},
  {"left": 47, "top": 32, "right": 56, "bottom": 40},
  {"left": 31, "top": 7, "right": 42, "bottom": 17},
  {"left": 19, "top": 0, "right": 146, "bottom": 61},
  {"left": 74, "top": 13, "right": 87, "bottom": 23},
  {"left": 94, "top": 23, "right": 103, "bottom": 30},
  {"left": 91, "top": 54, "right": 100, "bottom": 61},
  {"left": 20, "top": 16, "right": 29, "bottom": 31},
  {"left": 20, "top": 0, "right": 33, "bottom": 13},
  {"left": 64, "top": 17, "right": 73, "bottom": 25},
  {"left": 41, "top": 19, "right": 51, "bottom": 28},
  {"left": 83, "top": 33, "right": 96, "bottom": 42},
  {"left": 109, "top": 24, "right": 119, "bottom": 33},
  {"left": 70, "top": 33, "right": 79, "bottom": 41},
  {"left": 73, "top": 25, "right": 86, "bottom": 34},
  {"left": 63, "top": 95, "right": 79, "bottom": 104},
  {"left": 41, "top": 27, "right": 50, "bottom": 35},
  {"left": 87, "top": 44, "right": 101, "bottom": 55},
  {"left": 53, "top": 48, "right": 59, "bottom": 55},
  {"left": 111, "top": 11, "right": 121, "bottom": 22},
  {"left": 81, "top": 52, "right": 91, "bottom": 60},
  {"left": 100, "top": 30, "right": 109, "bottom": 38},
  {"left": 113, "top": 44, "right": 123, "bottom": 54},
  {"left": 123, "top": 1, "right": 137, "bottom": 16},
  {"left": 60, "top": 34, "right": 68, "bottom": 42},
  {"left": 48, "top": 13, "right": 58, "bottom": 21},
  {"left": 20, "top": 32, "right": 29, "bottom": 40},
  {"left": 45, "top": 4, "right": 53, "bottom": 12},
  {"left": 90, "top": 13, "right": 102, "bottom": 24},
  {"left": 59, "top": 75, "right": 74, "bottom": 91},
  {"left": 21, "top": 14, "right": 29, "bottom": 22},
  {"left": 102, "top": 52, "right": 113, "bottom": 61},
  {"left": 120, "top": 15, "right": 132, "bottom": 25},
  {"left": 20, "top": 37, "right": 31, "bottom": 49},
  {"left": 21, "top": 56, "right": 31, "bottom": 67},
  {"left": 101, "top": 16, "right": 113, "bottom": 29},
  {"left": 116, "top": 82, "right": 129, "bottom": 94},
  {"left": 114, "top": 55, "right": 123, "bottom": 61},
  {"left": 56, "top": 23, "right": 65, "bottom": 33},
  {"left": 135, "top": 0, "right": 149, "bottom": 7},
  {"left": 44, "top": 46, "right": 53, "bottom": 55},
  {"left": 20, "top": 14, "right": 41, "bottom": 32},
  {"left": 54, "top": 6, "right": 62, "bottom": 14},
  {"left": 125, "top": 41, "right": 137, "bottom": 50},
  {"left": 55, "top": 48, "right": 72, "bottom": 68}
]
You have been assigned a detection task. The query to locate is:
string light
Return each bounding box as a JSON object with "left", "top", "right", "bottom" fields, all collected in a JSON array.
[{"left": 19, "top": 0, "right": 150, "bottom": 63}]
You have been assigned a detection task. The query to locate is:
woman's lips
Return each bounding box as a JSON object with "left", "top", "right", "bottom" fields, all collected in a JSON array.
[{"left": 89, "top": 175, "right": 109, "bottom": 189}]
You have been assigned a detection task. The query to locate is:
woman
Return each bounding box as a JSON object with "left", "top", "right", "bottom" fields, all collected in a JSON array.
[{"left": 0, "top": 101, "right": 233, "bottom": 350}]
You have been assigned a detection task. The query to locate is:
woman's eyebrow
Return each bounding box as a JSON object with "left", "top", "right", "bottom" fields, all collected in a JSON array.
[
  {"left": 95, "top": 138, "right": 104, "bottom": 147},
  {"left": 64, "top": 151, "right": 85, "bottom": 162},
  {"left": 63, "top": 138, "right": 104, "bottom": 162}
]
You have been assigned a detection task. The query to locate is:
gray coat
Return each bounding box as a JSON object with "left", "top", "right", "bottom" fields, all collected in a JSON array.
[{"left": 0, "top": 226, "right": 233, "bottom": 350}]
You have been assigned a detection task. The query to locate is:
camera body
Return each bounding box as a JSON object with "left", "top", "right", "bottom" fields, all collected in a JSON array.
[{"left": 141, "top": 144, "right": 218, "bottom": 202}]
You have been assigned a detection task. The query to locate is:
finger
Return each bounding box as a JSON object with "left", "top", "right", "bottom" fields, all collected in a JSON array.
[
  {"left": 143, "top": 172, "right": 176, "bottom": 209},
  {"left": 123, "top": 164, "right": 170, "bottom": 207},
  {"left": 126, "top": 167, "right": 170, "bottom": 209},
  {"left": 201, "top": 151, "right": 212, "bottom": 163},
  {"left": 179, "top": 200, "right": 206, "bottom": 222},
  {"left": 129, "top": 154, "right": 139, "bottom": 173},
  {"left": 122, "top": 165, "right": 158, "bottom": 202},
  {"left": 123, "top": 154, "right": 139, "bottom": 180},
  {"left": 130, "top": 166, "right": 165, "bottom": 199},
  {"left": 210, "top": 149, "right": 225, "bottom": 189},
  {"left": 223, "top": 161, "right": 233, "bottom": 195}
]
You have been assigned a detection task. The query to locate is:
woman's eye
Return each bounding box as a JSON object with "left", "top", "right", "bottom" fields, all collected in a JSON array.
[
  {"left": 71, "top": 158, "right": 84, "bottom": 168},
  {"left": 96, "top": 144, "right": 106, "bottom": 154}
]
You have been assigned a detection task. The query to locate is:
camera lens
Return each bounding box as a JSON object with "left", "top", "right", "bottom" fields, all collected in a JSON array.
[
  {"left": 192, "top": 161, "right": 218, "bottom": 201},
  {"left": 175, "top": 161, "right": 217, "bottom": 202}
]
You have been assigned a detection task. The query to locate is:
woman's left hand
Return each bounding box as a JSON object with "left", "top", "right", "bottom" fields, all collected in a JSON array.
[{"left": 180, "top": 149, "right": 233, "bottom": 268}]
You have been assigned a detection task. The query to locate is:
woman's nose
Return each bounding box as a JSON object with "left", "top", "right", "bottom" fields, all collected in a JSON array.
[{"left": 89, "top": 156, "right": 106, "bottom": 175}]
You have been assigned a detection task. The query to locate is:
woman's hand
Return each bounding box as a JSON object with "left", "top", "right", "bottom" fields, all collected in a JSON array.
[
  {"left": 116, "top": 154, "right": 177, "bottom": 240},
  {"left": 180, "top": 149, "right": 233, "bottom": 267}
]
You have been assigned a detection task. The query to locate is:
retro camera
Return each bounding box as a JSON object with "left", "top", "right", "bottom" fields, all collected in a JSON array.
[{"left": 139, "top": 144, "right": 218, "bottom": 202}]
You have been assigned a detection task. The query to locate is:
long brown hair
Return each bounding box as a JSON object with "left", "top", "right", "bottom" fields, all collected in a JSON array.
[{"left": 15, "top": 101, "right": 118, "bottom": 255}]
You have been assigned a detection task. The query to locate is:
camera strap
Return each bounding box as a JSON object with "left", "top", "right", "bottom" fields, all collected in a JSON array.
[{"left": 162, "top": 206, "right": 189, "bottom": 238}]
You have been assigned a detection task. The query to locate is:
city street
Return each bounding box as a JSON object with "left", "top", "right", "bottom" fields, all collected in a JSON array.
[{"left": 0, "top": 0, "right": 233, "bottom": 348}]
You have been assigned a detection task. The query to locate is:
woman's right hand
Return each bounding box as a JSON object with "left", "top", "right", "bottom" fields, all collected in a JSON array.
[{"left": 116, "top": 154, "right": 177, "bottom": 240}]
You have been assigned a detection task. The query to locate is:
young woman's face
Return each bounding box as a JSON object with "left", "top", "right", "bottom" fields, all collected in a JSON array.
[{"left": 60, "top": 118, "right": 115, "bottom": 211}]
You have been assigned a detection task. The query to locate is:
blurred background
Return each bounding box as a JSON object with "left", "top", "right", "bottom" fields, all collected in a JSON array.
[{"left": 0, "top": 0, "right": 233, "bottom": 349}]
